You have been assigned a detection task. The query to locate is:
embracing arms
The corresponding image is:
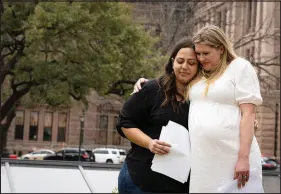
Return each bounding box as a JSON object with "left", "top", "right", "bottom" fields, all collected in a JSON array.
[{"left": 117, "top": 80, "right": 171, "bottom": 155}]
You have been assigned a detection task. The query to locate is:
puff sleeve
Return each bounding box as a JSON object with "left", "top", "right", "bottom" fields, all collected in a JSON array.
[{"left": 234, "top": 58, "right": 263, "bottom": 106}]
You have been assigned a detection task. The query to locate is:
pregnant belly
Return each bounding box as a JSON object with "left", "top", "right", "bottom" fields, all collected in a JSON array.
[
  {"left": 188, "top": 101, "right": 241, "bottom": 141},
  {"left": 188, "top": 101, "right": 260, "bottom": 158}
]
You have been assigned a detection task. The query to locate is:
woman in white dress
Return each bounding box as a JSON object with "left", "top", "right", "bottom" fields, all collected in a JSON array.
[
  {"left": 133, "top": 25, "right": 263, "bottom": 193},
  {"left": 189, "top": 25, "right": 263, "bottom": 192}
]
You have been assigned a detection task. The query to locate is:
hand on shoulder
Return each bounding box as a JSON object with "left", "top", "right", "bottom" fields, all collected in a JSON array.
[{"left": 131, "top": 78, "right": 149, "bottom": 95}]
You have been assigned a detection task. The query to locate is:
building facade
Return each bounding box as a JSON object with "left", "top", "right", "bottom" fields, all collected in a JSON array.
[
  {"left": 193, "top": 1, "right": 280, "bottom": 158},
  {"left": 6, "top": 91, "right": 130, "bottom": 156}
]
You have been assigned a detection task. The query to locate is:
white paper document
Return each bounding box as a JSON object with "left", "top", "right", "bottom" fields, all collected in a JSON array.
[
  {"left": 151, "top": 121, "right": 191, "bottom": 183},
  {"left": 218, "top": 168, "right": 264, "bottom": 193}
]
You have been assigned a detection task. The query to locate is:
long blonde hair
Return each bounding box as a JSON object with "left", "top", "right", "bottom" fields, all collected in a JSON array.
[{"left": 192, "top": 25, "right": 238, "bottom": 96}]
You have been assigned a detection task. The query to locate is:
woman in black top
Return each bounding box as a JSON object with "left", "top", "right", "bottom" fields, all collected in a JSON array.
[{"left": 116, "top": 38, "right": 200, "bottom": 193}]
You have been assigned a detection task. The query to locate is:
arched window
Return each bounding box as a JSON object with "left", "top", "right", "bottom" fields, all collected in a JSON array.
[
  {"left": 96, "top": 102, "right": 113, "bottom": 130},
  {"left": 95, "top": 102, "right": 114, "bottom": 145}
]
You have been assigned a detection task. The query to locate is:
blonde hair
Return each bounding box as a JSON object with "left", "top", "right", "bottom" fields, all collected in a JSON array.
[{"left": 192, "top": 25, "right": 238, "bottom": 96}]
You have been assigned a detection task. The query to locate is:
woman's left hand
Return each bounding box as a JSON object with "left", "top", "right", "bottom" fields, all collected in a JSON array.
[{"left": 234, "top": 157, "right": 250, "bottom": 189}]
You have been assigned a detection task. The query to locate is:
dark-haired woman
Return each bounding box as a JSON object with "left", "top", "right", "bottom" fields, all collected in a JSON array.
[{"left": 116, "top": 37, "right": 200, "bottom": 193}]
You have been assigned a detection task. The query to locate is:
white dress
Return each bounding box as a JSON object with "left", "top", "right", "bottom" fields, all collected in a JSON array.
[{"left": 189, "top": 57, "right": 263, "bottom": 193}]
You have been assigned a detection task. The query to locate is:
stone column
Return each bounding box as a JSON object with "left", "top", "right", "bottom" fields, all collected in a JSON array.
[
  {"left": 52, "top": 111, "right": 58, "bottom": 143},
  {"left": 23, "top": 110, "right": 30, "bottom": 141},
  {"left": 38, "top": 109, "right": 44, "bottom": 142}
]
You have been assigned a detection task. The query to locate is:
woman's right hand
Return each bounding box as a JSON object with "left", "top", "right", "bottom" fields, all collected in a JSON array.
[
  {"left": 148, "top": 139, "right": 171, "bottom": 155},
  {"left": 131, "top": 78, "right": 149, "bottom": 95}
]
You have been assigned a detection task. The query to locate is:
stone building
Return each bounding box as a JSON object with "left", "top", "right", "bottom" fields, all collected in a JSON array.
[
  {"left": 193, "top": 1, "right": 280, "bottom": 158},
  {"left": 6, "top": 91, "right": 130, "bottom": 156}
]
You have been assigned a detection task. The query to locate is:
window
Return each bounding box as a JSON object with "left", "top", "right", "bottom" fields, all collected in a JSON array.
[
  {"left": 245, "top": 1, "right": 257, "bottom": 33},
  {"left": 99, "top": 115, "right": 108, "bottom": 130},
  {"left": 119, "top": 151, "right": 126, "bottom": 156},
  {"left": 65, "top": 149, "right": 77, "bottom": 154},
  {"left": 57, "top": 113, "right": 67, "bottom": 142},
  {"left": 101, "top": 150, "right": 109, "bottom": 154},
  {"left": 112, "top": 116, "right": 121, "bottom": 145},
  {"left": 29, "top": 112, "right": 39, "bottom": 141},
  {"left": 93, "top": 150, "right": 109, "bottom": 154},
  {"left": 250, "top": 46, "right": 255, "bottom": 63},
  {"left": 113, "top": 116, "right": 118, "bottom": 128},
  {"left": 112, "top": 151, "right": 117, "bottom": 154},
  {"left": 96, "top": 103, "right": 113, "bottom": 145},
  {"left": 222, "top": 9, "right": 227, "bottom": 33},
  {"left": 216, "top": 9, "right": 227, "bottom": 32},
  {"left": 44, "top": 112, "right": 53, "bottom": 141},
  {"left": 56, "top": 151, "right": 63, "bottom": 156},
  {"left": 96, "top": 102, "right": 113, "bottom": 130},
  {"left": 246, "top": 48, "right": 251, "bottom": 61},
  {"left": 95, "top": 130, "right": 107, "bottom": 145},
  {"left": 15, "top": 111, "right": 24, "bottom": 140},
  {"left": 216, "top": 11, "right": 222, "bottom": 28},
  {"left": 41, "top": 151, "right": 52, "bottom": 154},
  {"left": 198, "top": 16, "right": 207, "bottom": 30},
  {"left": 245, "top": 46, "right": 255, "bottom": 62},
  {"left": 112, "top": 131, "right": 121, "bottom": 145}
]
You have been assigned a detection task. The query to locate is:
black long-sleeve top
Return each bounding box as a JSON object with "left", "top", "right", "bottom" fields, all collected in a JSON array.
[{"left": 116, "top": 79, "right": 190, "bottom": 193}]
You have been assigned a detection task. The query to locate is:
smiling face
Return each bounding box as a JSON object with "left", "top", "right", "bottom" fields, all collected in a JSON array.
[
  {"left": 195, "top": 43, "right": 224, "bottom": 72},
  {"left": 172, "top": 47, "right": 199, "bottom": 86}
]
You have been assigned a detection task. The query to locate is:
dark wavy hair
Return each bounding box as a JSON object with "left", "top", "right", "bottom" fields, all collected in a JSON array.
[{"left": 158, "top": 37, "right": 196, "bottom": 113}]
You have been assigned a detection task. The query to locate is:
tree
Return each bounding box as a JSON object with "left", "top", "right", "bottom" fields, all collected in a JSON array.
[
  {"left": 0, "top": 2, "right": 162, "bottom": 153},
  {"left": 131, "top": 2, "right": 199, "bottom": 55}
]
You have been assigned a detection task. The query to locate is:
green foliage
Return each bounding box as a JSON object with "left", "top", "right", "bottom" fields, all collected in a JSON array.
[
  {"left": 1, "top": 2, "right": 163, "bottom": 108},
  {"left": 112, "top": 186, "right": 118, "bottom": 193}
]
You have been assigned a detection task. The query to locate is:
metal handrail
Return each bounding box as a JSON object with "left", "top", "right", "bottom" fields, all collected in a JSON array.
[
  {"left": 1, "top": 158, "right": 279, "bottom": 177},
  {"left": 5, "top": 162, "right": 15, "bottom": 193},
  {"left": 1, "top": 158, "right": 122, "bottom": 170},
  {"left": 78, "top": 165, "right": 95, "bottom": 193}
]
